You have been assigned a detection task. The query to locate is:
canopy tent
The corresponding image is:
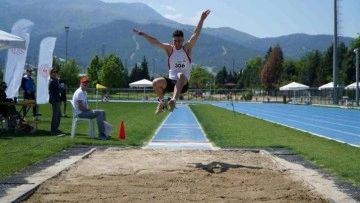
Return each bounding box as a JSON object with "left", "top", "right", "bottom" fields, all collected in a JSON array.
[
  {"left": 280, "top": 82, "right": 309, "bottom": 103},
  {"left": 0, "top": 30, "right": 26, "bottom": 50},
  {"left": 129, "top": 79, "right": 153, "bottom": 100},
  {"left": 318, "top": 82, "right": 343, "bottom": 90},
  {"left": 129, "top": 79, "right": 153, "bottom": 87},
  {"left": 345, "top": 82, "right": 360, "bottom": 90},
  {"left": 318, "top": 82, "right": 334, "bottom": 90},
  {"left": 279, "top": 82, "right": 309, "bottom": 91}
]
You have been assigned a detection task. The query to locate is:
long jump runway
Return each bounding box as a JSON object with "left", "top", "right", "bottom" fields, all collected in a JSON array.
[
  {"left": 214, "top": 102, "right": 360, "bottom": 147},
  {"left": 144, "top": 104, "right": 215, "bottom": 150}
]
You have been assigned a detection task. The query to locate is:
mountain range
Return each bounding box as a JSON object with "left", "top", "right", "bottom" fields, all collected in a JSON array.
[{"left": 0, "top": 0, "right": 354, "bottom": 74}]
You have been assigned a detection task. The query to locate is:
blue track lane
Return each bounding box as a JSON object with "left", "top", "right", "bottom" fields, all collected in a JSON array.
[
  {"left": 214, "top": 102, "right": 360, "bottom": 147},
  {"left": 145, "top": 105, "right": 214, "bottom": 150}
]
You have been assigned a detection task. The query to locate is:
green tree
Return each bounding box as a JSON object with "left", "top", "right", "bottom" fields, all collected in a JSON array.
[
  {"left": 129, "top": 57, "right": 150, "bottom": 82},
  {"left": 99, "top": 54, "right": 128, "bottom": 88},
  {"left": 0, "top": 65, "right": 3, "bottom": 81},
  {"left": 261, "top": 44, "right": 284, "bottom": 90},
  {"left": 140, "top": 56, "right": 150, "bottom": 80},
  {"left": 87, "top": 55, "right": 102, "bottom": 87},
  {"left": 52, "top": 57, "right": 61, "bottom": 70},
  {"left": 59, "top": 59, "right": 81, "bottom": 88},
  {"left": 340, "top": 48, "right": 355, "bottom": 85},
  {"left": 215, "top": 66, "right": 228, "bottom": 87},
  {"left": 190, "top": 65, "right": 212, "bottom": 88},
  {"left": 264, "top": 47, "right": 272, "bottom": 63},
  {"left": 238, "top": 56, "right": 263, "bottom": 89},
  {"left": 342, "top": 37, "right": 360, "bottom": 84},
  {"left": 281, "top": 59, "right": 300, "bottom": 85},
  {"left": 129, "top": 63, "right": 141, "bottom": 83},
  {"left": 227, "top": 71, "right": 236, "bottom": 83},
  {"left": 316, "top": 46, "right": 333, "bottom": 85},
  {"left": 349, "top": 36, "right": 360, "bottom": 50},
  {"left": 299, "top": 50, "right": 321, "bottom": 86}
]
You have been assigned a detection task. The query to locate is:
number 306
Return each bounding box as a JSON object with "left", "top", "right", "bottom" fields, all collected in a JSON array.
[{"left": 175, "top": 63, "right": 185, "bottom": 68}]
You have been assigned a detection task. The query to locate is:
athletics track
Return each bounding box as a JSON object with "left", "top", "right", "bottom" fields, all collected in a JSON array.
[{"left": 213, "top": 102, "right": 360, "bottom": 147}]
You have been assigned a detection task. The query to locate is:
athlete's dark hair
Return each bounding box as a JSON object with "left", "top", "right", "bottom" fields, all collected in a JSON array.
[{"left": 172, "top": 30, "right": 184, "bottom": 37}]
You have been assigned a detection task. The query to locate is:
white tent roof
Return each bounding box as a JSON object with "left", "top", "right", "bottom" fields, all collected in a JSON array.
[
  {"left": 318, "top": 82, "right": 334, "bottom": 90},
  {"left": 0, "top": 30, "right": 26, "bottom": 50},
  {"left": 318, "top": 82, "right": 343, "bottom": 90},
  {"left": 345, "top": 82, "right": 360, "bottom": 90},
  {"left": 279, "top": 82, "right": 309, "bottom": 91},
  {"left": 129, "top": 79, "right": 153, "bottom": 88}
]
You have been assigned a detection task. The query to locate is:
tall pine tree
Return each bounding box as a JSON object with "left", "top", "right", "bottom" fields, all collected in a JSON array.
[
  {"left": 261, "top": 44, "right": 284, "bottom": 91},
  {"left": 140, "top": 56, "right": 150, "bottom": 80}
]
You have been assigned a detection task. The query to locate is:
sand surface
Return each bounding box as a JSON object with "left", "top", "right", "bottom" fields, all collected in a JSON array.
[{"left": 24, "top": 148, "right": 355, "bottom": 203}]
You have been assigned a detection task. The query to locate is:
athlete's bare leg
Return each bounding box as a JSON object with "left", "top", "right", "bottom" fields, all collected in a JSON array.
[
  {"left": 153, "top": 77, "right": 168, "bottom": 114},
  {"left": 169, "top": 73, "right": 188, "bottom": 112},
  {"left": 173, "top": 73, "right": 187, "bottom": 100},
  {"left": 153, "top": 77, "right": 167, "bottom": 99}
]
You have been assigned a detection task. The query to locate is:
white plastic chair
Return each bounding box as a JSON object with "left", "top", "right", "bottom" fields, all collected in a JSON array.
[{"left": 70, "top": 100, "right": 95, "bottom": 138}]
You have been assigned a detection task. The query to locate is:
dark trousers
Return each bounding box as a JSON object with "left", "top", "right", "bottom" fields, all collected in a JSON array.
[
  {"left": 51, "top": 102, "right": 61, "bottom": 132},
  {"left": 78, "top": 110, "right": 106, "bottom": 136}
]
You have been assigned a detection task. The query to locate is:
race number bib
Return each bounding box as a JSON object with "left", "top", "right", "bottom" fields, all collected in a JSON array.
[{"left": 174, "top": 60, "right": 186, "bottom": 69}]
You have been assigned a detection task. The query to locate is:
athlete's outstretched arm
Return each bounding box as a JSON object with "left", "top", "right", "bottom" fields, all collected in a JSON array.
[
  {"left": 133, "top": 29, "right": 171, "bottom": 54},
  {"left": 186, "top": 10, "right": 211, "bottom": 51}
]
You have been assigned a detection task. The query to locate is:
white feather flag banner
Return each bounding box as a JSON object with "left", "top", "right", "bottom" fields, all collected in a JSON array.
[
  {"left": 36, "top": 37, "right": 57, "bottom": 104},
  {"left": 4, "top": 19, "right": 34, "bottom": 98}
]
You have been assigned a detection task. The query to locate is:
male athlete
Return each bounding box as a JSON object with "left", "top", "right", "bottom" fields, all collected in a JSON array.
[{"left": 133, "top": 9, "right": 211, "bottom": 114}]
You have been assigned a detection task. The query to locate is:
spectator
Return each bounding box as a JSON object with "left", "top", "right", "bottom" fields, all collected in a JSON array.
[
  {"left": 0, "top": 81, "right": 34, "bottom": 133},
  {"left": 72, "top": 77, "right": 110, "bottom": 140},
  {"left": 0, "top": 81, "right": 17, "bottom": 129},
  {"left": 48, "top": 69, "right": 62, "bottom": 135},
  {"left": 21, "top": 69, "right": 39, "bottom": 117},
  {"left": 58, "top": 73, "right": 68, "bottom": 117},
  {"left": 102, "top": 92, "right": 109, "bottom": 102}
]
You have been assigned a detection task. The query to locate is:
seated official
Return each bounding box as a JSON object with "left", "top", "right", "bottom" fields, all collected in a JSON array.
[
  {"left": 0, "top": 82, "right": 18, "bottom": 129},
  {"left": 72, "top": 77, "right": 110, "bottom": 140}
]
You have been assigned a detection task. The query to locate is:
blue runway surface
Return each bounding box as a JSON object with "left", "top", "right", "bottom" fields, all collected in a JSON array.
[
  {"left": 214, "top": 102, "right": 360, "bottom": 147},
  {"left": 145, "top": 104, "right": 215, "bottom": 150}
]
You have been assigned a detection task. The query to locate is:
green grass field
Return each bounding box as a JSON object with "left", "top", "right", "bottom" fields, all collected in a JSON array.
[{"left": 0, "top": 102, "right": 359, "bottom": 188}]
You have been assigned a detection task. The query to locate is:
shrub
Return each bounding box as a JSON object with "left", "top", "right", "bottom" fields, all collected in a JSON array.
[{"left": 242, "top": 91, "right": 253, "bottom": 101}]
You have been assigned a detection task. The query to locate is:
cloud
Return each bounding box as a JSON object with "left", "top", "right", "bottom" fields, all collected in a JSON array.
[
  {"left": 162, "top": 5, "right": 176, "bottom": 12},
  {"left": 160, "top": 5, "right": 184, "bottom": 22},
  {"left": 159, "top": 4, "right": 195, "bottom": 25},
  {"left": 164, "top": 13, "right": 184, "bottom": 21}
]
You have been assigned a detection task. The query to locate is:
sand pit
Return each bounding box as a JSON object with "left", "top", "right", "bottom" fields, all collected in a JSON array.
[{"left": 23, "top": 148, "right": 355, "bottom": 203}]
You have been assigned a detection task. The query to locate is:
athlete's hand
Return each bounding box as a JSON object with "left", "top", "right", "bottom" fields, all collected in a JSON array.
[
  {"left": 133, "top": 29, "right": 143, "bottom": 36},
  {"left": 201, "top": 10, "right": 211, "bottom": 21}
]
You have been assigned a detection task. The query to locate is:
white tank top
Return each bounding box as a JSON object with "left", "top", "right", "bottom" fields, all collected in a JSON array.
[{"left": 168, "top": 46, "right": 191, "bottom": 80}]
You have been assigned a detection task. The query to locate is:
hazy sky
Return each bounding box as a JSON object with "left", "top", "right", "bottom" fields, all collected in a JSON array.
[{"left": 100, "top": 0, "right": 360, "bottom": 38}]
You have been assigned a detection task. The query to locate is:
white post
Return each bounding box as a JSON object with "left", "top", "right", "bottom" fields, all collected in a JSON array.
[
  {"left": 96, "top": 89, "right": 98, "bottom": 109},
  {"left": 144, "top": 87, "right": 146, "bottom": 101}
]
